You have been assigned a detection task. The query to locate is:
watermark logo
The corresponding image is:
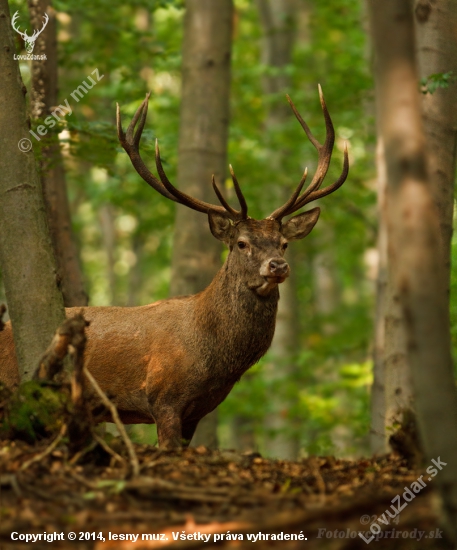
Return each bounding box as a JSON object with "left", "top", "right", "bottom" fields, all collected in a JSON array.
[
  {"left": 12, "top": 11, "right": 49, "bottom": 59},
  {"left": 18, "top": 69, "right": 104, "bottom": 152},
  {"left": 358, "top": 456, "right": 447, "bottom": 544},
  {"left": 18, "top": 138, "right": 32, "bottom": 153}
]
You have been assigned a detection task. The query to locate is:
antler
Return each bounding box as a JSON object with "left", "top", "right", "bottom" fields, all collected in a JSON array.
[
  {"left": 268, "top": 85, "right": 349, "bottom": 221},
  {"left": 117, "top": 94, "right": 248, "bottom": 221},
  {"left": 11, "top": 11, "right": 28, "bottom": 40},
  {"left": 30, "top": 13, "right": 49, "bottom": 41}
]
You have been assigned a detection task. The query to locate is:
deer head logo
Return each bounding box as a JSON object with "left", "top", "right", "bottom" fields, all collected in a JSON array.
[{"left": 11, "top": 11, "right": 49, "bottom": 54}]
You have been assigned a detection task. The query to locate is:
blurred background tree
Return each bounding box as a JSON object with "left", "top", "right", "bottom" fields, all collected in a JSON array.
[{"left": 2, "top": 0, "right": 455, "bottom": 458}]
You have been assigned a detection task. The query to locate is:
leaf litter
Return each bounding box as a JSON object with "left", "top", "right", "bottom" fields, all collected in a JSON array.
[{"left": 0, "top": 438, "right": 450, "bottom": 550}]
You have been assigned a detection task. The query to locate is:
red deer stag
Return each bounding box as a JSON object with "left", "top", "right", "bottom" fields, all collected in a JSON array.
[{"left": 0, "top": 87, "right": 348, "bottom": 448}]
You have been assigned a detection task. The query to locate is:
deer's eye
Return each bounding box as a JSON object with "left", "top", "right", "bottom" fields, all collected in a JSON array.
[
  {"left": 282, "top": 243, "right": 288, "bottom": 250},
  {"left": 237, "top": 241, "right": 247, "bottom": 249}
]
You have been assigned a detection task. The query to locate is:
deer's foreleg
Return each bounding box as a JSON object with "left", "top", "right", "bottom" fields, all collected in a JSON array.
[{"left": 155, "top": 409, "right": 183, "bottom": 449}]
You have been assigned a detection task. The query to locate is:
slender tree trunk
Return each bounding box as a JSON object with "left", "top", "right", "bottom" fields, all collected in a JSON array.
[
  {"left": 99, "top": 204, "right": 117, "bottom": 306},
  {"left": 371, "top": 136, "right": 413, "bottom": 454},
  {"left": 312, "top": 228, "right": 339, "bottom": 336},
  {"left": 414, "top": 0, "right": 457, "bottom": 294},
  {"left": 169, "top": 0, "right": 233, "bottom": 448},
  {"left": 370, "top": 139, "right": 388, "bottom": 453},
  {"left": 0, "top": 0, "right": 65, "bottom": 379},
  {"left": 368, "top": 0, "right": 457, "bottom": 538},
  {"left": 256, "top": 0, "right": 300, "bottom": 460},
  {"left": 28, "top": 0, "right": 87, "bottom": 306},
  {"left": 370, "top": 0, "right": 457, "bottom": 455}
]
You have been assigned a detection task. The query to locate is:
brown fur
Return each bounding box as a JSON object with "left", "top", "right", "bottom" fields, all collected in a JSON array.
[{"left": 0, "top": 213, "right": 320, "bottom": 448}]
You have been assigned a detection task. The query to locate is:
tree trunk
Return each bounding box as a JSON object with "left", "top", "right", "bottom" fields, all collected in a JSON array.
[
  {"left": 414, "top": 0, "right": 457, "bottom": 297},
  {"left": 169, "top": 0, "right": 233, "bottom": 448},
  {"left": 368, "top": 0, "right": 457, "bottom": 538},
  {"left": 370, "top": 0, "right": 457, "bottom": 456},
  {"left": 99, "top": 204, "right": 117, "bottom": 306},
  {"left": 28, "top": 0, "right": 87, "bottom": 307},
  {"left": 256, "top": 0, "right": 300, "bottom": 460},
  {"left": 370, "top": 139, "right": 388, "bottom": 453},
  {"left": 371, "top": 136, "right": 413, "bottom": 454},
  {"left": 0, "top": 0, "right": 65, "bottom": 379}
]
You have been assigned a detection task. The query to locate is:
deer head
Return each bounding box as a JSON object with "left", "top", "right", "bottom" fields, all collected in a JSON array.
[
  {"left": 11, "top": 11, "right": 49, "bottom": 54},
  {"left": 116, "top": 87, "right": 348, "bottom": 297}
]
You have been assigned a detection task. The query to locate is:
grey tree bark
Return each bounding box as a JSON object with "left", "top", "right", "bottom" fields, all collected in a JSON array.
[
  {"left": 370, "top": 139, "right": 388, "bottom": 453},
  {"left": 0, "top": 0, "right": 65, "bottom": 379},
  {"left": 414, "top": 0, "right": 457, "bottom": 297},
  {"left": 28, "top": 0, "right": 87, "bottom": 307},
  {"left": 371, "top": 139, "right": 412, "bottom": 455},
  {"left": 368, "top": 0, "right": 457, "bottom": 538},
  {"left": 256, "top": 0, "right": 300, "bottom": 460},
  {"left": 370, "top": 0, "right": 457, "bottom": 455},
  {"left": 169, "top": 0, "right": 233, "bottom": 448}
]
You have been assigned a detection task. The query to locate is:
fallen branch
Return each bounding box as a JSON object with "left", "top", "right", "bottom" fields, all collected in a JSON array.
[{"left": 83, "top": 367, "right": 140, "bottom": 478}]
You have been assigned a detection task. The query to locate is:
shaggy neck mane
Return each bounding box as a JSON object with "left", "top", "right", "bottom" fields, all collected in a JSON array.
[{"left": 193, "top": 255, "right": 279, "bottom": 378}]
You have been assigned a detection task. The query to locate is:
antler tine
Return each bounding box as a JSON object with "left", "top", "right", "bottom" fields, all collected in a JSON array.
[
  {"left": 11, "top": 11, "right": 27, "bottom": 39},
  {"left": 118, "top": 94, "right": 245, "bottom": 220},
  {"left": 289, "top": 86, "right": 335, "bottom": 194},
  {"left": 212, "top": 175, "right": 238, "bottom": 217},
  {"left": 133, "top": 92, "right": 150, "bottom": 149},
  {"left": 289, "top": 142, "right": 349, "bottom": 211},
  {"left": 125, "top": 93, "right": 150, "bottom": 146},
  {"left": 229, "top": 165, "right": 248, "bottom": 219},
  {"left": 117, "top": 96, "right": 178, "bottom": 202},
  {"left": 155, "top": 140, "right": 230, "bottom": 217},
  {"left": 269, "top": 87, "right": 346, "bottom": 220},
  {"left": 267, "top": 168, "right": 308, "bottom": 221},
  {"left": 286, "top": 93, "right": 320, "bottom": 150},
  {"left": 116, "top": 102, "right": 126, "bottom": 141},
  {"left": 268, "top": 88, "right": 335, "bottom": 220},
  {"left": 31, "top": 12, "right": 49, "bottom": 39}
]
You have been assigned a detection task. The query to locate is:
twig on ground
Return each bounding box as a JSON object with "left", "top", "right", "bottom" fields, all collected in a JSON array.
[
  {"left": 20, "top": 424, "right": 67, "bottom": 472},
  {"left": 83, "top": 367, "right": 140, "bottom": 478},
  {"left": 91, "top": 429, "right": 127, "bottom": 468},
  {"left": 68, "top": 470, "right": 99, "bottom": 490},
  {"left": 68, "top": 439, "right": 98, "bottom": 465}
]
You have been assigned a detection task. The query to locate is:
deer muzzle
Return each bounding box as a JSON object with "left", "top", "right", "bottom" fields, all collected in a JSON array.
[{"left": 260, "top": 258, "right": 290, "bottom": 284}]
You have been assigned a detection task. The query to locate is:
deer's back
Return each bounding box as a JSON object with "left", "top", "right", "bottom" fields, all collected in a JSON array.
[{"left": 0, "top": 297, "right": 196, "bottom": 392}]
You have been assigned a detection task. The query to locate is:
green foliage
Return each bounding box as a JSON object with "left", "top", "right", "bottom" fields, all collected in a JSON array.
[
  {"left": 0, "top": 381, "right": 67, "bottom": 443},
  {"left": 420, "top": 71, "right": 457, "bottom": 94}
]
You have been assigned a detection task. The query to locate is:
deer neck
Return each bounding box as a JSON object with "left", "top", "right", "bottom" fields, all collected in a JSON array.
[{"left": 194, "top": 259, "right": 279, "bottom": 377}]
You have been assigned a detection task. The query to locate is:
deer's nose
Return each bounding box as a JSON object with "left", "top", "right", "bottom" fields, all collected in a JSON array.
[{"left": 268, "top": 258, "right": 289, "bottom": 276}]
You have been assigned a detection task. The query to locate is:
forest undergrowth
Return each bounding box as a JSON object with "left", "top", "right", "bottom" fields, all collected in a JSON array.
[{"left": 0, "top": 438, "right": 448, "bottom": 550}]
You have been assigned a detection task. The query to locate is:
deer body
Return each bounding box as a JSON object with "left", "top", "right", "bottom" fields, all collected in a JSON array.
[
  {"left": 0, "top": 89, "right": 348, "bottom": 448},
  {"left": 1, "top": 221, "right": 282, "bottom": 447}
]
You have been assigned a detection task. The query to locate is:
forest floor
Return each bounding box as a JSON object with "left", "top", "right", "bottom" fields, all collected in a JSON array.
[{"left": 0, "top": 438, "right": 451, "bottom": 550}]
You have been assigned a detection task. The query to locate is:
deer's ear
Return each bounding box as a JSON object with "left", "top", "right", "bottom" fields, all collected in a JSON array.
[
  {"left": 208, "top": 210, "right": 233, "bottom": 243},
  {"left": 281, "top": 207, "right": 320, "bottom": 241}
]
